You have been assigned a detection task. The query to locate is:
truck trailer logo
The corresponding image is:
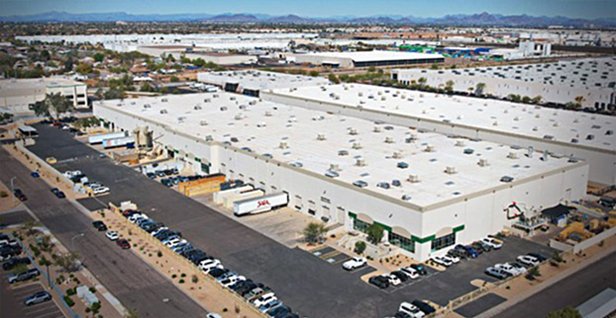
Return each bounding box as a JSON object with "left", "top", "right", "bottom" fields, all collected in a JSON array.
[{"left": 257, "top": 200, "right": 271, "bottom": 207}]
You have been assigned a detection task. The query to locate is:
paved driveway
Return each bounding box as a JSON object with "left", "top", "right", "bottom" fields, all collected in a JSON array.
[{"left": 25, "top": 123, "right": 556, "bottom": 318}]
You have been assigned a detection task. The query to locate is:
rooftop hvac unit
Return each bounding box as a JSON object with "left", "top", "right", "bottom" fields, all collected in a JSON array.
[
  {"left": 541, "top": 150, "right": 549, "bottom": 161},
  {"left": 161, "top": 98, "right": 168, "bottom": 102},
  {"left": 131, "top": 101, "right": 136, "bottom": 105},
  {"left": 532, "top": 126, "right": 538, "bottom": 131},
  {"left": 143, "top": 104, "right": 151, "bottom": 108},
  {"left": 200, "top": 120, "right": 208, "bottom": 126},
  {"left": 194, "top": 105, "right": 202, "bottom": 110},
  {"left": 249, "top": 100, "right": 257, "bottom": 105},
  {"left": 358, "top": 92, "right": 363, "bottom": 97},
  {"left": 535, "top": 114, "right": 540, "bottom": 118},
  {"left": 553, "top": 122, "right": 559, "bottom": 127},
  {"left": 503, "top": 109, "right": 508, "bottom": 114},
  {"left": 220, "top": 106, "right": 228, "bottom": 111},
  {"left": 455, "top": 140, "right": 465, "bottom": 147},
  {"left": 160, "top": 109, "right": 167, "bottom": 114},
  {"left": 527, "top": 146, "right": 534, "bottom": 158},
  {"left": 349, "top": 128, "right": 358, "bottom": 135},
  {"left": 352, "top": 142, "right": 362, "bottom": 149},
  {"left": 493, "top": 121, "right": 498, "bottom": 126},
  {"left": 356, "top": 158, "right": 366, "bottom": 167},
  {"left": 478, "top": 159, "right": 489, "bottom": 167},
  {"left": 330, "top": 163, "right": 340, "bottom": 171},
  {"left": 320, "top": 86, "right": 327, "bottom": 91},
  {"left": 204, "top": 98, "right": 211, "bottom": 103},
  {"left": 381, "top": 96, "right": 386, "bottom": 101},
  {"left": 424, "top": 145, "right": 434, "bottom": 152},
  {"left": 393, "top": 151, "right": 402, "bottom": 159},
  {"left": 374, "top": 126, "right": 381, "bottom": 133},
  {"left": 234, "top": 114, "right": 243, "bottom": 120},
  {"left": 213, "top": 94, "right": 219, "bottom": 98},
  {"left": 279, "top": 141, "right": 288, "bottom": 149},
  {"left": 230, "top": 96, "right": 236, "bottom": 101},
  {"left": 445, "top": 166, "right": 457, "bottom": 174},
  {"left": 573, "top": 119, "right": 579, "bottom": 123},
  {"left": 378, "top": 91, "right": 383, "bottom": 95},
  {"left": 514, "top": 116, "right": 519, "bottom": 121},
  {"left": 385, "top": 136, "right": 394, "bottom": 143},
  {"left": 408, "top": 175, "right": 420, "bottom": 183},
  {"left": 265, "top": 111, "right": 272, "bottom": 117},
  {"left": 401, "top": 95, "right": 406, "bottom": 99},
  {"left": 317, "top": 133, "right": 326, "bottom": 141},
  {"left": 508, "top": 152, "right": 518, "bottom": 159}
]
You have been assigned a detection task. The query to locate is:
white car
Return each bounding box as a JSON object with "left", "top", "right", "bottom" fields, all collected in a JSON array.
[
  {"left": 221, "top": 275, "right": 245, "bottom": 288},
  {"left": 495, "top": 263, "right": 525, "bottom": 276},
  {"left": 150, "top": 227, "right": 168, "bottom": 236},
  {"left": 199, "top": 259, "right": 222, "bottom": 271},
  {"left": 253, "top": 292, "right": 277, "bottom": 307},
  {"left": 105, "top": 231, "right": 119, "bottom": 241},
  {"left": 517, "top": 255, "right": 540, "bottom": 266},
  {"left": 399, "top": 302, "right": 426, "bottom": 318},
  {"left": 442, "top": 254, "right": 460, "bottom": 264},
  {"left": 431, "top": 256, "right": 453, "bottom": 267},
  {"left": 63, "top": 170, "right": 82, "bottom": 178},
  {"left": 399, "top": 266, "right": 419, "bottom": 279},
  {"left": 385, "top": 274, "right": 402, "bottom": 286},
  {"left": 342, "top": 257, "right": 367, "bottom": 271},
  {"left": 481, "top": 237, "right": 503, "bottom": 249},
  {"left": 128, "top": 214, "right": 148, "bottom": 223},
  {"left": 92, "top": 186, "right": 110, "bottom": 195},
  {"left": 164, "top": 238, "right": 186, "bottom": 248},
  {"left": 206, "top": 314, "right": 222, "bottom": 318}
]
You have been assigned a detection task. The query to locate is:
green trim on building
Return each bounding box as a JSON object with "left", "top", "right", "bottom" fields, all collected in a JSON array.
[
  {"left": 412, "top": 235, "right": 435, "bottom": 244},
  {"left": 195, "top": 158, "right": 201, "bottom": 162},
  {"left": 174, "top": 149, "right": 179, "bottom": 154},
  {"left": 453, "top": 225, "right": 465, "bottom": 233}
]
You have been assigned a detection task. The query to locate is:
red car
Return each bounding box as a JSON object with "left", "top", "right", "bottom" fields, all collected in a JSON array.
[{"left": 116, "top": 239, "right": 130, "bottom": 249}]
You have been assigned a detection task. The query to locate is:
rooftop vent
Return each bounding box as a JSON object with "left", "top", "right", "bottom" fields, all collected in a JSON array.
[
  {"left": 194, "top": 105, "right": 202, "bottom": 110},
  {"left": 249, "top": 100, "right": 257, "bottom": 105},
  {"left": 204, "top": 98, "right": 211, "bottom": 103},
  {"left": 455, "top": 140, "right": 465, "bottom": 147},
  {"left": 408, "top": 175, "right": 420, "bottom": 183},
  {"left": 356, "top": 158, "right": 366, "bottom": 167},
  {"left": 349, "top": 128, "right": 358, "bottom": 135},
  {"left": 265, "top": 111, "right": 272, "bottom": 117},
  {"left": 160, "top": 109, "right": 167, "bottom": 114},
  {"left": 317, "top": 133, "right": 326, "bottom": 141},
  {"left": 200, "top": 120, "right": 208, "bottom": 126},
  {"left": 279, "top": 141, "right": 288, "bottom": 149},
  {"left": 352, "top": 142, "right": 362, "bottom": 149},
  {"left": 220, "top": 106, "right": 227, "bottom": 111},
  {"left": 384, "top": 136, "right": 394, "bottom": 144},
  {"left": 330, "top": 163, "right": 341, "bottom": 171},
  {"left": 445, "top": 166, "right": 457, "bottom": 174},
  {"left": 234, "top": 114, "right": 244, "bottom": 120},
  {"left": 392, "top": 151, "right": 403, "bottom": 159},
  {"left": 143, "top": 104, "right": 151, "bottom": 109},
  {"left": 478, "top": 159, "right": 489, "bottom": 167},
  {"left": 161, "top": 98, "right": 168, "bottom": 102},
  {"left": 424, "top": 145, "right": 435, "bottom": 152},
  {"left": 508, "top": 152, "right": 518, "bottom": 159},
  {"left": 374, "top": 126, "right": 381, "bottom": 133}
]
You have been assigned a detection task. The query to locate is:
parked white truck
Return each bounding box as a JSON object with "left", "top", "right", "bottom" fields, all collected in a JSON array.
[
  {"left": 234, "top": 192, "right": 289, "bottom": 217},
  {"left": 102, "top": 136, "right": 135, "bottom": 149},
  {"left": 88, "top": 132, "right": 126, "bottom": 145},
  {"left": 223, "top": 190, "right": 264, "bottom": 209}
]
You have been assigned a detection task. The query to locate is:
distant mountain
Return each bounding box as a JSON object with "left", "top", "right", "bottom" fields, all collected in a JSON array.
[{"left": 1, "top": 11, "right": 615, "bottom": 27}]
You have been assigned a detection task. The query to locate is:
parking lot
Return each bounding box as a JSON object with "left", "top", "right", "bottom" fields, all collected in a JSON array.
[
  {"left": 0, "top": 280, "right": 66, "bottom": 318},
  {"left": 26, "top": 123, "right": 557, "bottom": 318}
]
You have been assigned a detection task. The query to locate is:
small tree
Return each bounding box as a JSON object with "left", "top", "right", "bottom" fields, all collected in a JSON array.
[
  {"left": 354, "top": 241, "right": 367, "bottom": 254},
  {"left": 366, "top": 224, "right": 384, "bottom": 245},
  {"left": 309, "top": 70, "right": 320, "bottom": 77},
  {"left": 552, "top": 251, "right": 564, "bottom": 263},
  {"left": 302, "top": 222, "right": 327, "bottom": 243},
  {"left": 546, "top": 307, "right": 582, "bottom": 318},
  {"left": 55, "top": 252, "right": 81, "bottom": 273},
  {"left": 30, "top": 93, "right": 73, "bottom": 119},
  {"left": 525, "top": 266, "right": 541, "bottom": 280},
  {"left": 531, "top": 95, "right": 543, "bottom": 104}
]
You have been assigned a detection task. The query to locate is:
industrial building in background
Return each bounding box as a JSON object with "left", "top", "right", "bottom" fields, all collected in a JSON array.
[
  {"left": 288, "top": 50, "right": 445, "bottom": 68},
  {"left": 0, "top": 77, "right": 88, "bottom": 114},
  {"left": 93, "top": 90, "right": 588, "bottom": 261}
]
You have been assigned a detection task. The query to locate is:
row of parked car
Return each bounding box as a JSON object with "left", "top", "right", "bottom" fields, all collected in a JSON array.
[
  {"left": 115, "top": 208, "right": 300, "bottom": 318},
  {"left": 1, "top": 235, "right": 45, "bottom": 292},
  {"left": 386, "top": 300, "right": 437, "bottom": 318},
  {"left": 431, "top": 237, "right": 504, "bottom": 268},
  {"left": 64, "top": 170, "right": 110, "bottom": 195},
  {"left": 485, "top": 253, "right": 546, "bottom": 280}
]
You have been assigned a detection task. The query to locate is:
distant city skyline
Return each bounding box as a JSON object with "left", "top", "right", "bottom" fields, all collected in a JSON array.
[{"left": 1, "top": 0, "right": 615, "bottom": 19}]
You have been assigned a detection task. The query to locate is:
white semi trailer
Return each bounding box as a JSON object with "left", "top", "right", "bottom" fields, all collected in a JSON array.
[
  {"left": 88, "top": 131, "right": 126, "bottom": 144},
  {"left": 223, "top": 190, "right": 264, "bottom": 209},
  {"left": 234, "top": 192, "right": 289, "bottom": 216},
  {"left": 213, "top": 185, "right": 253, "bottom": 204}
]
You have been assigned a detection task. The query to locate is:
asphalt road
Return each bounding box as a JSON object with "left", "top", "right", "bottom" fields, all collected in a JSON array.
[
  {"left": 497, "top": 251, "right": 616, "bottom": 318},
  {"left": 0, "top": 209, "right": 35, "bottom": 228},
  {"left": 26, "top": 124, "right": 557, "bottom": 318},
  {"left": 0, "top": 147, "right": 208, "bottom": 318}
]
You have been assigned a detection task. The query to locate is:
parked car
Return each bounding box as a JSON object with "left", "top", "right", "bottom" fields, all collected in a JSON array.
[
  {"left": 160, "top": 179, "right": 173, "bottom": 187},
  {"left": 253, "top": 292, "right": 277, "bottom": 307},
  {"left": 8, "top": 268, "right": 40, "bottom": 284},
  {"left": 485, "top": 266, "right": 510, "bottom": 279},
  {"left": 385, "top": 274, "right": 402, "bottom": 286},
  {"left": 45, "top": 157, "right": 57, "bottom": 164},
  {"left": 495, "top": 263, "right": 524, "bottom": 276},
  {"left": 447, "top": 249, "right": 467, "bottom": 260},
  {"left": 267, "top": 305, "right": 292, "bottom": 317},
  {"left": 517, "top": 255, "right": 540, "bottom": 266},
  {"left": 410, "top": 264, "right": 427, "bottom": 275},
  {"left": 50, "top": 188, "right": 66, "bottom": 199},
  {"left": 411, "top": 300, "right": 436, "bottom": 315},
  {"left": 31, "top": 172, "right": 40, "bottom": 178},
  {"left": 24, "top": 291, "right": 52, "bottom": 306},
  {"left": 105, "top": 231, "right": 119, "bottom": 241},
  {"left": 527, "top": 253, "right": 547, "bottom": 262},
  {"left": 368, "top": 275, "right": 390, "bottom": 289},
  {"left": 259, "top": 299, "right": 283, "bottom": 313},
  {"left": 116, "top": 239, "right": 130, "bottom": 249},
  {"left": 206, "top": 314, "right": 222, "bottom": 318},
  {"left": 400, "top": 266, "right": 419, "bottom": 279},
  {"left": 398, "top": 302, "right": 426, "bottom": 318},
  {"left": 455, "top": 245, "right": 478, "bottom": 258},
  {"left": 13, "top": 189, "right": 27, "bottom": 201},
  {"left": 391, "top": 270, "right": 410, "bottom": 282},
  {"left": 442, "top": 254, "right": 460, "bottom": 264},
  {"left": 431, "top": 256, "right": 452, "bottom": 267},
  {"left": 199, "top": 259, "right": 222, "bottom": 272},
  {"left": 2, "top": 257, "right": 31, "bottom": 270},
  {"left": 92, "top": 186, "right": 110, "bottom": 195},
  {"left": 146, "top": 172, "right": 156, "bottom": 179},
  {"left": 92, "top": 221, "right": 107, "bottom": 231},
  {"left": 342, "top": 257, "right": 367, "bottom": 271},
  {"left": 481, "top": 237, "right": 503, "bottom": 249},
  {"left": 510, "top": 262, "right": 528, "bottom": 274}
]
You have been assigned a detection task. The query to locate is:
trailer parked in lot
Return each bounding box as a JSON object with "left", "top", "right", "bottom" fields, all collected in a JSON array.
[
  {"left": 102, "top": 136, "right": 135, "bottom": 149},
  {"left": 223, "top": 190, "right": 264, "bottom": 209},
  {"left": 88, "top": 132, "right": 126, "bottom": 145},
  {"left": 234, "top": 192, "right": 289, "bottom": 216},
  {"left": 213, "top": 185, "right": 253, "bottom": 204}
]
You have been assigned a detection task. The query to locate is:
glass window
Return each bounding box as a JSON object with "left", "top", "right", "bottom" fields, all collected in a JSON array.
[
  {"left": 353, "top": 218, "right": 371, "bottom": 234},
  {"left": 390, "top": 232, "right": 415, "bottom": 253},
  {"left": 431, "top": 233, "right": 456, "bottom": 251}
]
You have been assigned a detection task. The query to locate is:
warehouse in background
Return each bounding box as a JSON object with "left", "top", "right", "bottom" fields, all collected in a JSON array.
[{"left": 288, "top": 50, "right": 445, "bottom": 68}]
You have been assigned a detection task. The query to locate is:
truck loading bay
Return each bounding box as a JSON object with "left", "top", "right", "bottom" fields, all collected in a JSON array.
[{"left": 26, "top": 123, "right": 556, "bottom": 318}]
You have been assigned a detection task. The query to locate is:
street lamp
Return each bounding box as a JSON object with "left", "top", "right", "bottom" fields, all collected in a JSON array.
[
  {"left": 10, "top": 176, "right": 16, "bottom": 203},
  {"left": 70, "top": 233, "right": 84, "bottom": 251}
]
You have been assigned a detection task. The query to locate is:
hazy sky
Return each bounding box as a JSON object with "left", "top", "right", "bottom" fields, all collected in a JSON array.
[{"left": 1, "top": 0, "right": 615, "bottom": 19}]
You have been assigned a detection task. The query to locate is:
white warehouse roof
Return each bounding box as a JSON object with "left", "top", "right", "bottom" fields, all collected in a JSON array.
[
  {"left": 96, "top": 92, "right": 581, "bottom": 209},
  {"left": 197, "top": 70, "right": 330, "bottom": 91},
  {"left": 299, "top": 50, "right": 444, "bottom": 62},
  {"left": 269, "top": 83, "right": 616, "bottom": 153}
]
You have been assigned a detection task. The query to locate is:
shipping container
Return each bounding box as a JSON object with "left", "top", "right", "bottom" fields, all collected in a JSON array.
[
  {"left": 179, "top": 173, "right": 226, "bottom": 196},
  {"left": 234, "top": 192, "right": 288, "bottom": 216},
  {"left": 88, "top": 132, "right": 126, "bottom": 144},
  {"left": 102, "top": 136, "right": 135, "bottom": 149},
  {"left": 213, "top": 185, "right": 253, "bottom": 204},
  {"left": 223, "top": 190, "right": 264, "bottom": 209}
]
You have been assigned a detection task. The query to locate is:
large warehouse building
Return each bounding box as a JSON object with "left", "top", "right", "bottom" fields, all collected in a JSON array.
[
  {"left": 94, "top": 91, "right": 588, "bottom": 261},
  {"left": 197, "top": 70, "right": 330, "bottom": 97},
  {"left": 391, "top": 57, "right": 616, "bottom": 109},
  {"left": 0, "top": 77, "right": 88, "bottom": 114},
  {"left": 289, "top": 50, "right": 444, "bottom": 68},
  {"left": 262, "top": 83, "right": 616, "bottom": 186}
]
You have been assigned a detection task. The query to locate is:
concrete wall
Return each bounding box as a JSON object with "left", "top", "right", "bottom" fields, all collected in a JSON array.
[
  {"left": 0, "top": 83, "right": 88, "bottom": 114},
  {"left": 262, "top": 91, "right": 616, "bottom": 186}
]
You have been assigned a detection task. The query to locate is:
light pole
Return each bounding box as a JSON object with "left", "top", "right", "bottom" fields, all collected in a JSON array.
[
  {"left": 70, "top": 233, "right": 84, "bottom": 251},
  {"left": 10, "top": 176, "right": 16, "bottom": 203}
]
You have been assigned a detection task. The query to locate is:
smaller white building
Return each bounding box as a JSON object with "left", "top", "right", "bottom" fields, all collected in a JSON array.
[
  {"left": 290, "top": 50, "right": 444, "bottom": 68},
  {"left": 0, "top": 77, "right": 88, "bottom": 114}
]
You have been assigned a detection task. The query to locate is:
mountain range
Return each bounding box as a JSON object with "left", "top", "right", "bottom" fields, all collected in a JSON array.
[{"left": 1, "top": 11, "right": 615, "bottom": 27}]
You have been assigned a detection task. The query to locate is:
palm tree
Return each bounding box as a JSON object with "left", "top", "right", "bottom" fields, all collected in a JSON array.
[
  {"left": 302, "top": 222, "right": 327, "bottom": 243},
  {"left": 29, "top": 93, "right": 73, "bottom": 119}
]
